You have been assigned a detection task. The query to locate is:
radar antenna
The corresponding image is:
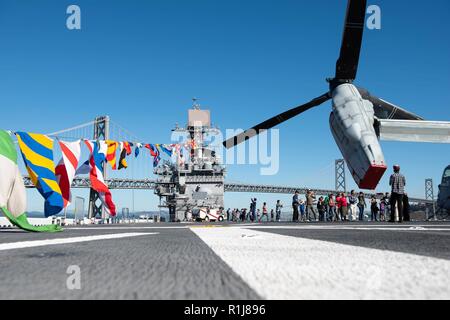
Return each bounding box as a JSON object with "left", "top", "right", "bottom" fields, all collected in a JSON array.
[{"left": 192, "top": 97, "right": 200, "bottom": 110}]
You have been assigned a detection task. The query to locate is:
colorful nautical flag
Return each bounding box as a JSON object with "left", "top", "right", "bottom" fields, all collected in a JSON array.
[
  {"left": 172, "top": 144, "right": 181, "bottom": 157},
  {"left": 106, "top": 140, "right": 118, "bottom": 170},
  {"left": 160, "top": 144, "right": 173, "bottom": 157},
  {"left": 98, "top": 140, "right": 108, "bottom": 158},
  {"left": 124, "top": 142, "right": 132, "bottom": 155},
  {"left": 15, "top": 132, "right": 64, "bottom": 217},
  {"left": 118, "top": 148, "right": 127, "bottom": 169},
  {"left": 134, "top": 143, "right": 142, "bottom": 158},
  {"left": 84, "top": 140, "right": 116, "bottom": 216},
  {"left": 145, "top": 144, "right": 159, "bottom": 157},
  {"left": 0, "top": 130, "right": 61, "bottom": 232},
  {"left": 75, "top": 159, "right": 90, "bottom": 175},
  {"left": 145, "top": 143, "right": 160, "bottom": 167},
  {"left": 55, "top": 140, "right": 81, "bottom": 208},
  {"left": 186, "top": 139, "right": 197, "bottom": 150},
  {"left": 118, "top": 142, "right": 128, "bottom": 170}
]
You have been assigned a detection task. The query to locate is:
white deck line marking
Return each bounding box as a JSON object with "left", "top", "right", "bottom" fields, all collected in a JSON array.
[
  {"left": 231, "top": 224, "right": 450, "bottom": 228},
  {"left": 191, "top": 227, "right": 450, "bottom": 300},
  {"left": 0, "top": 233, "right": 157, "bottom": 251},
  {"left": 68, "top": 226, "right": 189, "bottom": 230},
  {"left": 236, "top": 225, "right": 450, "bottom": 231}
]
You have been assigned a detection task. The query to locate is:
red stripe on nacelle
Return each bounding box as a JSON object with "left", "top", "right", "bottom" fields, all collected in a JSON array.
[{"left": 359, "top": 164, "right": 387, "bottom": 190}]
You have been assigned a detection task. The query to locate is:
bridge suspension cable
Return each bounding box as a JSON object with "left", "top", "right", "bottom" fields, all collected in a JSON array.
[{"left": 45, "top": 120, "right": 97, "bottom": 138}]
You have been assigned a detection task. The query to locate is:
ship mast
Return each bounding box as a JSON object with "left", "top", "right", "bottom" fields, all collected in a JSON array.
[{"left": 153, "top": 100, "right": 226, "bottom": 222}]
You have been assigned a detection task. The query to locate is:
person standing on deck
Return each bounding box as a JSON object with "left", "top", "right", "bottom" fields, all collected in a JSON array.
[
  {"left": 292, "top": 191, "right": 300, "bottom": 222},
  {"left": 306, "top": 190, "right": 317, "bottom": 222},
  {"left": 381, "top": 193, "right": 390, "bottom": 221},
  {"left": 240, "top": 208, "right": 246, "bottom": 222},
  {"left": 357, "top": 192, "right": 366, "bottom": 221},
  {"left": 338, "top": 192, "right": 348, "bottom": 221},
  {"left": 370, "top": 196, "right": 379, "bottom": 222},
  {"left": 403, "top": 193, "right": 411, "bottom": 222},
  {"left": 324, "top": 194, "right": 330, "bottom": 221},
  {"left": 389, "top": 165, "right": 406, "bottom": 223},
  {"left": 348, "top": 190, "right": 358, "bottom": 221},
  {"left": 250, "top": 198, "right": 257, "bottom": 222},
  {"left": 335, "top": 193, "right": 342, "bottom": 221},
  {"left": 260, "top": 202, "right": 269, "bottom": 222},
  {"left": 317, "top": 197, "right": 326, "bottom": 222},
  {"left": 328, "top": 194, "right": 336, "bottom": 221},
  {"left": 299, "top": 199, "right": 306, "bottom": 222},
  {"left": 275, "top": 200, "right": 283, "bottom": 222}
]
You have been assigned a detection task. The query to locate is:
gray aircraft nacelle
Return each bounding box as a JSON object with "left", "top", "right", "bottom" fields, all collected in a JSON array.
[{"left": 330, "top": 84, "right": 387, "bottom": 190}]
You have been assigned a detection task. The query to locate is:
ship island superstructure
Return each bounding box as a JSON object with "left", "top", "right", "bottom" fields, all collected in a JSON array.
[{"left": 153, "top": 101, "right": 226, "bottom": 222}]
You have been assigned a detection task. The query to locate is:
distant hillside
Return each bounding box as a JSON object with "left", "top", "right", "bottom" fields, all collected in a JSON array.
[{"left": 26, "top": 211, "right": 47, "bottom": 218}]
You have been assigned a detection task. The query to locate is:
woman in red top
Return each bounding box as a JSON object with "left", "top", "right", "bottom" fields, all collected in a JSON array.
[
  {"left": 339, "top": 192, "right": 349, "bottom": 221},
  {"left": 335, "top": 194, "right": 342, "bottom": 221}
]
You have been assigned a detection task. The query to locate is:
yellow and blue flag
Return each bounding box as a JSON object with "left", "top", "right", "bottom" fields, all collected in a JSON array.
[{"left": 15, "top": 132, "right": 64, "bottom": 217}]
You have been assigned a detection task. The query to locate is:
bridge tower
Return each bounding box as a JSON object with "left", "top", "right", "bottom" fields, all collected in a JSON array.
[
  {"left": 425, "top": 178, "right": 436, "bottom": 220},
  {"left": 88, "top": 116, "right": 110, "bottom": 219},
  {"left": 425, "top": 179, "right": 434, "bottom": 201},
  {"left": 335, "top": 159, "right": 346, "bottom": 192}
]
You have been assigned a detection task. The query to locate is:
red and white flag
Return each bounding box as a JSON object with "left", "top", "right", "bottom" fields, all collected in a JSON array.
[
  {"left": 84, "top": 140, "right": 116, "bottom": 216},
  {"left": 55, "top": 140, "right": 81, "bottom": 208}
]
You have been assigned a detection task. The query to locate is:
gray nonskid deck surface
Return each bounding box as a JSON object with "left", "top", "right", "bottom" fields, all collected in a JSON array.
[
  {"left": 1, "top": 222, "right": 449, "bottom": 300},
  {"left": 0, "top": 227, "right": 259, "bottom": 300}
]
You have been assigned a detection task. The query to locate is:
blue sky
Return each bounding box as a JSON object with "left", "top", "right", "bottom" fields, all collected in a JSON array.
[{"left": 0, "top": 0, "right": 449, "bottom": 213}]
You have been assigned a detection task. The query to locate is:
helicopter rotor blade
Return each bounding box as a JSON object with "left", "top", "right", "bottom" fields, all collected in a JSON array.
[
  {"left": 335, "top": 0, "right": 368, "bottom": 80},
  {"left": 223, "top": 93, "right": 330, "bottom": 149},
  {"left": 357, "top": 87, "right": 424, "bottom": 120}
]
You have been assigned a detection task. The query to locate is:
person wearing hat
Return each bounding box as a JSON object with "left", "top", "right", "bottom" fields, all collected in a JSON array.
[{"left": 389, "top": 165, "right": 406, "bottom": 223}]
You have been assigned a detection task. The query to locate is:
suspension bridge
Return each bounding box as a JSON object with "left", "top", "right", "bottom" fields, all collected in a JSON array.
[
  {"left": 22, "top": 176, "right": 434, "bottom": 205},
  {"left": 17, "top": 116, "right": 436, "bottom": 218}
]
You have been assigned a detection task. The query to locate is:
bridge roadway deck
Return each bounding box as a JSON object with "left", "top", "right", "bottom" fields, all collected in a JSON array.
[{"left": 22, "top": 176, "right": 434, "bottom": 204}]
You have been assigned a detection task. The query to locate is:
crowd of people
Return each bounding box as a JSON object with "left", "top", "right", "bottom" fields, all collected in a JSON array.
[
  {"left": 226, "top": 199, "right": 284, "bottom": 223},
  {"left": 225, "top": 165, "right": 411, "bottom": 223}
]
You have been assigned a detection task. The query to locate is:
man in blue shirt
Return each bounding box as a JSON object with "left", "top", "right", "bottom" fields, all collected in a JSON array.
[{"left": 292, "top": 191, "right": 300, "bottom": 222}]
